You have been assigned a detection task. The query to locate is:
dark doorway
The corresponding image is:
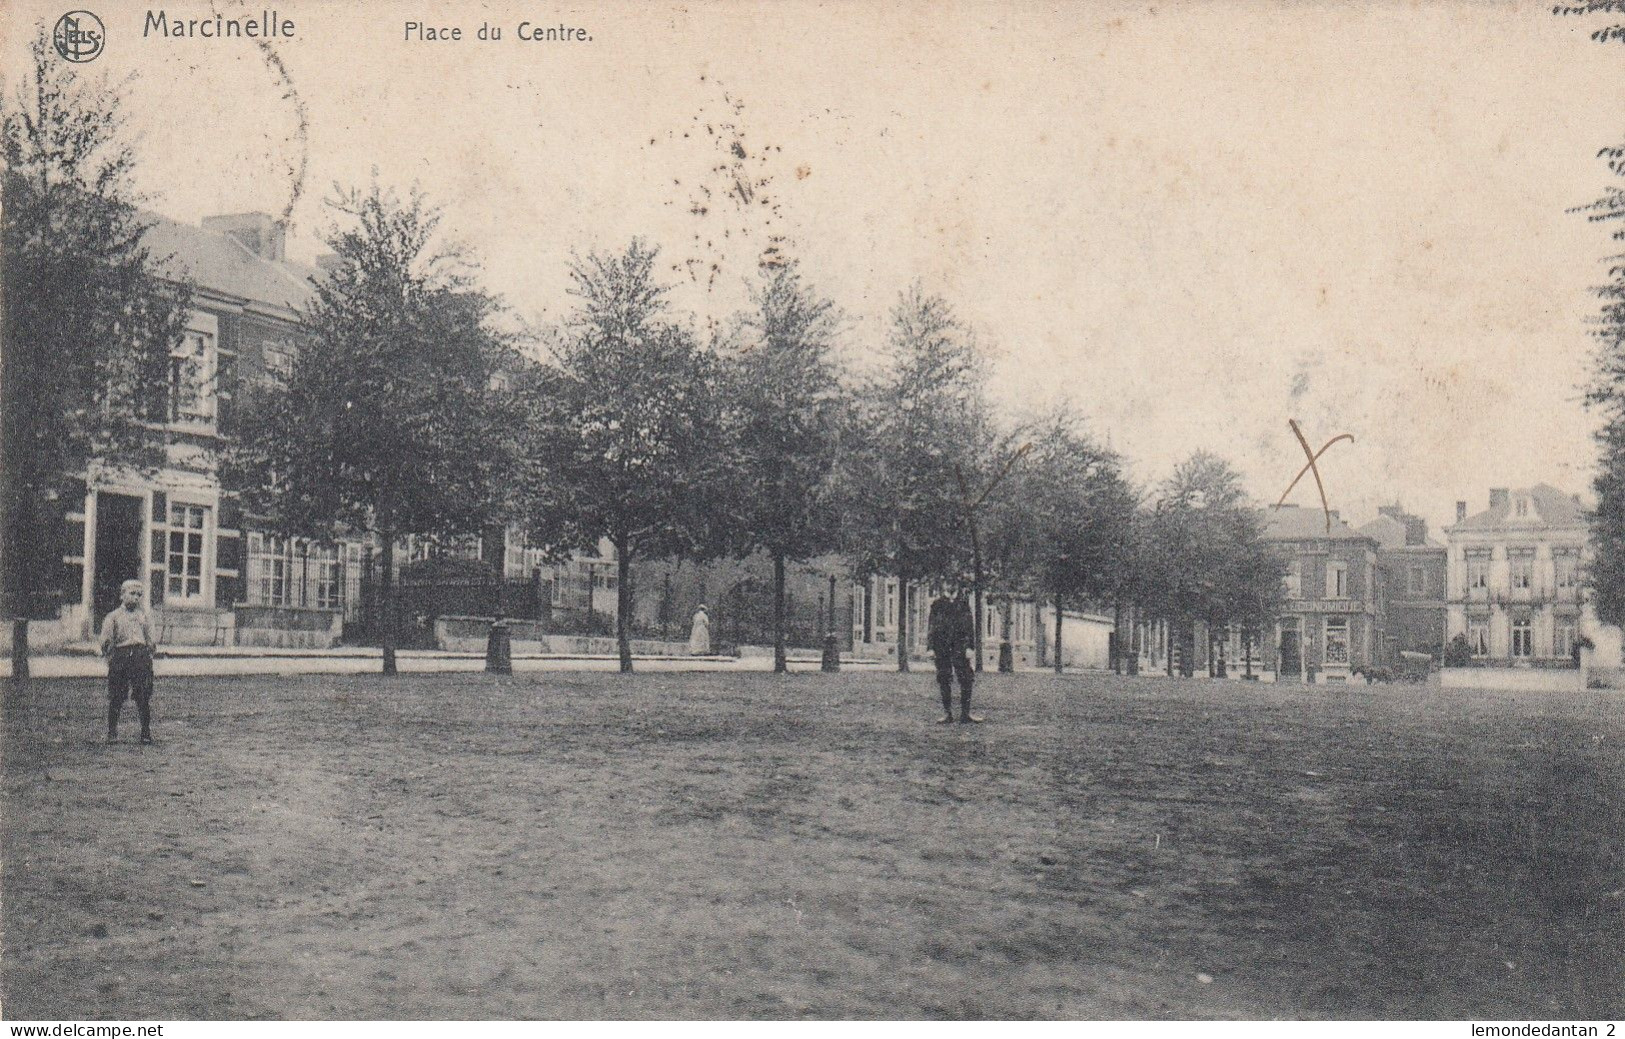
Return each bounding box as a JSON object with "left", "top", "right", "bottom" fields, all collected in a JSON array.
[
  {"left": 92, "top": 493, "right": 144, "bottom": 622},
  {"left": 1279, "top": 628, "right": 1302, "bottom": 678}
]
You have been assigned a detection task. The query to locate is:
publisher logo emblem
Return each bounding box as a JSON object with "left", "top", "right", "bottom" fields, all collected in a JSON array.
[{"left": 53, "top": 10, "right": 105, "bottom": 62}]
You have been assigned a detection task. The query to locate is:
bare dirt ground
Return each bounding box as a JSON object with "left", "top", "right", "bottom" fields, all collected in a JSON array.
[{"left": 3, "top": 668, "right": 1622, "bottom": 1020}]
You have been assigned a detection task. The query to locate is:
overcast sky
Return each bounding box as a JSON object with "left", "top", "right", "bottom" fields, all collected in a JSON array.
[{"left": 7, "top": 0, "right": 1624, "bottom": 536}]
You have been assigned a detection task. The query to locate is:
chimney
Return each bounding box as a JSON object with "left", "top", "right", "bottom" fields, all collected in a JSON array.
[
  {"left": 1404, "top": 516, "right": 1427, "bottom": 546},
  {"left": 202, "top": 212, "right": 286, "bottom": 262},
  {"left": 1489, "top": 488, "right": 1510, "bottom": 509},
  {"left": 1456, "top": 501, "right": 1467, "bottom": 523}
]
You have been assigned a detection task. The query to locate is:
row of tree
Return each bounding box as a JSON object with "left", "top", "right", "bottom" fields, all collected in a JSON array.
[
  {"left": 230, "top": 181, "right": 1286, "bottom": 675},
  {"left": 1, "top": 36, "right": 1286, "bottom": 677}
]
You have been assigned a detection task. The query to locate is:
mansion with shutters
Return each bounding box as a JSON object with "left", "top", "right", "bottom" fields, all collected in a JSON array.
[{"left": 1444, "top": 486, "right": 1588, "bottom": 665}]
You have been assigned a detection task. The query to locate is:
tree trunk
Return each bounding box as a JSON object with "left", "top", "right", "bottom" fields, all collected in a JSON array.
[
  {"left": 1053, "top": 591, "right": 1064, "bottom": 675},
  {"left": 772, "top": 552, "right": 787, "bottom": 674},
  {"left": 11, "top": 618, "right": 29, "bottom": 680},
  {"left": 895, "top": 562, "right": 910, "bottom": 673},
  {"left": 616, "top": 537, "right": 633, "bottom": 673},
  {"left": 380, "top": 535, "right": 397, "bottom": 676},
  {"left": 970, "top": 523, "right": 985, "bottom": 673},
  {"left": 998, "top": 595, "right": 1014, "bottom": 673},
  {"left": 1112, "top": 602, "right": 1123, "bottom": 674},
  {"left": 1166, "top": 620, "right": 1174, "bottom": 677},
  {"left": 1244, "top": 628, "right": 1254, "bottom": 679},
  {"left": 1126, "top": 606, "right": 1140, "bottom": 676}
]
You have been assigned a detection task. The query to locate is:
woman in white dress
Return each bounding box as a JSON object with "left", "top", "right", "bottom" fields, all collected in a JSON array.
[{"left": 688, "top": 604, "right": 711, "bottom": 655}]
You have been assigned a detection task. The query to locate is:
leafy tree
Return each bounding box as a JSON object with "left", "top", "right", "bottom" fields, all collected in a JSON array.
[
  {"left": 232, "top": 184, "right": 518, "bottom": 674},
  {"left": 954, "top": 423, "right": 1033, "bottom": 672},
  {"left": 1578, "top": 139, "right": 1625, "bottom": 627},
  {"left": 528, "top": 240, "right": 729, "bottom": 673},
  {"left": 720, "top": 259, "right": 847, "bottom": 672},
  {"left": 839, "top": 286, "right": 986, "bottom": 671},
  {"left": 1144, "top": 452, "right": 1281, "bottom": 676},
  {"left": 1, "top": 36, "right": 193, "bottom": 676},
  {"left": 1002, "top": 408, "right": 1139, "bottom": 673}
]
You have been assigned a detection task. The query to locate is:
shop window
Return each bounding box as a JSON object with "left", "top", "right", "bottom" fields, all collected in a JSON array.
[{"left": 1324, "top": 617, "right": 1349, "bottom": 665}]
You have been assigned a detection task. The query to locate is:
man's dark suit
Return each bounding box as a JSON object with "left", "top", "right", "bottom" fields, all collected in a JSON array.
[{"left": 927, "top": 593, "right": 976, "bottom": 720}]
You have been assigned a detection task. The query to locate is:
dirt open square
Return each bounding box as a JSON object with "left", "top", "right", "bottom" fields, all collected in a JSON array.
[{"left": 2, "top": 668, "right": 1622, "bottom": 1019}]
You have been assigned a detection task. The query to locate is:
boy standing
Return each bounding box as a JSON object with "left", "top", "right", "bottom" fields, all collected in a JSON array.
[{"left": 100, "top": 579, "right": 157, "bottom": 744}]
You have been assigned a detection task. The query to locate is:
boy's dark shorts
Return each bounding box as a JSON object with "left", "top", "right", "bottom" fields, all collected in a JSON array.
[{"left": 107, "top": 645, "right": 154, "bottom": 705}]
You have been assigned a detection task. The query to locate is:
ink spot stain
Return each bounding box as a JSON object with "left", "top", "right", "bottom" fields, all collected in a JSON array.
[{"left": 796, "top": 165, "right": 811, "bottom": 180}]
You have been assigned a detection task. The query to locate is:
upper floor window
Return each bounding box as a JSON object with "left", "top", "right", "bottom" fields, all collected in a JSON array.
[
  {"left": 264, "top": 340, "right": 296, "bottom": 383},
  {"left": 1509, "top": 552, "right": 1534, "bottom": 591},
  {"left": 1555, "top": 550, "right": 1580, "bottom": 591},
  {"left": 1283, "top": 559, "right": 1301, "bottom": 599},
  {"left": 1326, "top": 561, "right": 1348, "bottom": 599},
  {"left": 1515, "top": 497, "right": 1529, "bottom": 518},
  {"left": 1467, "top": 552, "right": 1490, "bottom": 593},
  {"left": 1408, "top": 566, "right": 1427, "bottom": 596},
  {"left": 169, "top": 330, "right": 216, "bottom": 426}
]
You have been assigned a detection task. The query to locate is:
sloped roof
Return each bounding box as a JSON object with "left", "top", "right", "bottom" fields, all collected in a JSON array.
[
  {"left": 141, "top": 212, "right": 319, "bottom": 314},
  {"left": 1260, "top": 504, "right": 1376, "bottom": 543},
  {"left": 1356, "top": 514, "right": 1444, "bottom": 550},
  {"left": 1451, "top": 484, "right": 1588, "bottom": 532}
]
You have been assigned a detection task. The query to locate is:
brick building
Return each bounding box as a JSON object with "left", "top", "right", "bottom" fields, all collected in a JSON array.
[
  {"left": 41, "top": 211, "right": 372, "bottom": 649},
  {"left": 1357, "top": 505, "right": 1448, "bottom": 664},
  {"left": 1259, "top": 504, "right": 1380, "bottom": 681}
]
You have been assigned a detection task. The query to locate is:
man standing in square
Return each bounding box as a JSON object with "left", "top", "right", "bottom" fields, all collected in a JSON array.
[
  {"left": 100, "top": 579, "right": 157, "bottom": 744},
  {"left": 927, "top": 584, "right": 981, "bottom": 724}
]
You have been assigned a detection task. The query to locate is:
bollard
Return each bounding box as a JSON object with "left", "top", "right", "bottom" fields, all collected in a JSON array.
[
  {"left": 821, "top": 631, "right": 840, "bottom": 672},
  {"left": 998, "top": 640, "right": 1014, "bottom": 673},
  {"left": 485, "top": 618, "right": 512, "bottom": 675}
]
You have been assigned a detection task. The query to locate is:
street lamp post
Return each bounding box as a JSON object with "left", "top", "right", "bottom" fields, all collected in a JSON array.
[{"left": 822, "top": 573, "right": 840, "bottom": 672}]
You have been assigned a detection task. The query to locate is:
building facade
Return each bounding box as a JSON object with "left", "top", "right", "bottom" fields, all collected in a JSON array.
[
  {"left": 43, "top": 211, "right": 377, "bottom": 649},
  {"left": 1358, "top": 505, "right": 1448, "bottom": 664},
  {"left": 1259, "top": 505, "right": 1380, "bottom": 681},
  {"left": 1444, "top": 486, "right": 1587, "bottom": 666}
]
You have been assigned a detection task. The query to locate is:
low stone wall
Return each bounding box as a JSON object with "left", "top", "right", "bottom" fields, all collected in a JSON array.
[
  {"left": 156, "top": 607, "right": 236, "bottom": 648},
  {"left": 736, "top": 643, "right": 833, "bottom": 659},
  {"left": 1441, "top": 666, "right": 1583, "bottom": 692},
  {"left": 434, "top": 615, "right": 709, "bottom": 657},
  {"left": 234, "top": 605, "right": 342, "bottom": 649}
]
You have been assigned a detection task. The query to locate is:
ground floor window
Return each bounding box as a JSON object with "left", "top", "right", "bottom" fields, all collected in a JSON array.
[
  {"left": 164, "top": 502, "right": 208, "bottom": 602},
  {"left": 1554, "top": 622, "right": 1575, "bottom": 659},
  {"left": 312, "top": 544, "right": 342, "bottom": 610},
  {"left": 247, "top": 535, "right": 350, "bottom": 611},
  {"left": 249, "top": 534, "right": 291, "bottom": 606},
  {"left": 1468, "top": 620, "right": 1490, "bottom": 656},
  {"left": 1511, "top": 618, "right": 1533, "bottom": 658},
  {"left": 1323, "top": 617, "right": 1349, "bottom": 665}
]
